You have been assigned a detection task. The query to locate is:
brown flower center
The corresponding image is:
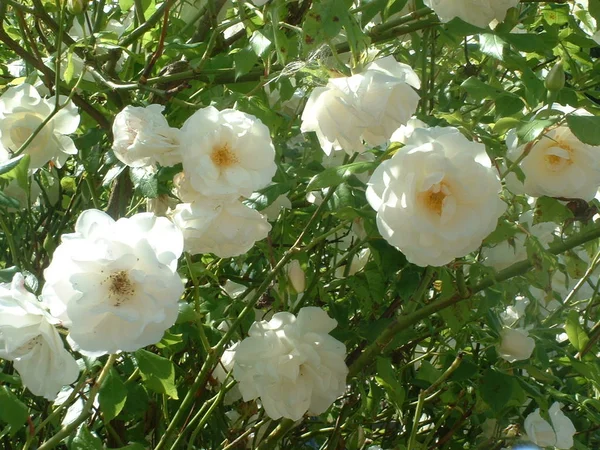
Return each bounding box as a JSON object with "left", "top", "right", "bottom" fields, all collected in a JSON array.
[
  {"left": 210, "top": 144, "right": 238, "bottom": 168},
  {"left": 107, "top": 271, "right": 136, "bottom": 307}
]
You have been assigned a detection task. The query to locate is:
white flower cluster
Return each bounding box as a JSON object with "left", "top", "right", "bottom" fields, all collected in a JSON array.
[
  {"left": 423, "top": 0, "right": 520, "bottom": 28},
  {"left": 231, "top": 307, "right": 348, "bottom": 420},
  {"left": 1, "top": 208, "right": 187, "bottom": 398},
  {"left": 0, "top": 83, "right": 80, "bottom": 169},
  {"left": 301, "top": 56, "right": 420, "bottom": 155},
  {"left": 111, "top": 105, "right": 275, "bottom": 258}
]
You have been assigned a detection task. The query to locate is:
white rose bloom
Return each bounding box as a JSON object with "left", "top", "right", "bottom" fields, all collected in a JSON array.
[
  {"left": 367, "top": 126, "right": 506, "bottom": 267},
  {"left": 41, "top": 209, "right": 184, "bottom": 356},
  {"left": 506, "top": 123, "right": 600, "bottom": 201},
  {"left": 179, "top": 106, "right": 277, "bottom": 197},
  {"left": 0, "top": 83, "right": 80, "bottom": 169},
  {"left": 423, "top": 0, "right": 520, "bottom": 28},
  {"left": 301, "top": 56, "right": 420, "bottom": 155},
  {"left": 497, "top": 328, "right": 535, "bottom": 362},
  {"left": 0, "top": 273, "right": 79, "bottom": 400},
  {"left": 171, "top": 197, "right": 271, "bottom": 258},
  {"left": 112, "top": 105, "right": 181, "bottom": 168},
  {"left": 524, "top": 402, "right": 576, "bottom": 449},
  {"left": 233, "top": 307, "right": 348, "bottom": 421}
]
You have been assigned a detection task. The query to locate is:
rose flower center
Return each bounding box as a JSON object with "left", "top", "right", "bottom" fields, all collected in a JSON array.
[
  {"left": 419, "top": 182, "right": 451, "bottom": 217},
  {"left": 106, "top": 270, "right": 136, "bottom": 307},
  {"left": 544, "top": 143, "right": 573, "bottom": 173},
  {"left": 210, "top": 144, "right": 238, "bottom": 168}
]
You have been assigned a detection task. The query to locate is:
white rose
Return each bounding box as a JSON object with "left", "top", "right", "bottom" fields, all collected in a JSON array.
[
  {"left": 41, "top": 209, "right": 184, "bottom": 356},
  {"left": 366, "top": 126, "right": 506, "bottom": 267},
  {"left": 179, "top": 106, "right": 277, "bottom": 197},
  {"left": 112, "top": 105, "right": 181, "bottom": 168},
  {"left": 525, "top": 402, "right": 576, "bottom": 449},
  {"left": 423, "top": 0, "right": 520, "bottom": 28},
  {"left": 170, "top": 197, "right": 271, "bottom": 258},
  {"left": 0, "top": 273, "right": 79, "bottom": 400},
  {"left": 335, "top": 248, "right": 371, "bottom": 278},
  {"left": 301, "top": 56, "right": 420, "bottom": 155},
  {"left": 497, "top": 328, "right": 535, "bottom": 362},
  {"left": 233, "top": 307, "right": 348, "bottom": 421},
  {"left": 0, "top": 83, "right": 80, "bottom": 169},
  {"left": 506, "top": 123, "right": 600, "bottom": 201}
]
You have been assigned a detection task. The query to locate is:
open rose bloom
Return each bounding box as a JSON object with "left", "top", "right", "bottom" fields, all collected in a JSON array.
[
  {"left": 367, "top": 126, "right": 506, "bottom": 267},
  {"left": 42, "top": 210, "right": 184, "bottom": 356}
]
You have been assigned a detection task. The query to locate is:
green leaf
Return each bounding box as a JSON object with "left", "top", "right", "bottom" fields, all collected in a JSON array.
[
  {"left": 480, "top": 34, "right": 505, "bottom": 60},
  {"left": 130, "top": 167, "right": 158, "bottom": 198},
  {"left": 0, "top": 154, "right": 25, "bottom": 176},
  {"left": 479, "top": 368, "right": 514, "bottom": 412},
  {"left": 533, "top": 196, "right": 574, "bottom": 224},
  {"left": 374, "top": 357, "right": 406, "bottom": 410},
  {"left": 516, "top": 119, "right": 555, "bottom": 144},
  {"left": 590, "top": 0, "right": 600, "bottom": 22},
  {"left": 250, "top": 31, "right": 272, "bottom": 58},
  {"left": 135, "top": 349, "right": 179, "bottom": 399},
  {"left": 64, "top": 51, "right": 75, "bottom": 85},
  {"left": 495, "top": 95, "right": 525, "bottom": 117},
  {"left": 460, "top": 77, "right": 506, "bottom": 101},
  {"left": 0, "top": 154, "right": 30, "bottom": 191},
  {"left": 98, "top": 368, "right": 128, "bottom": 422},
  {"left": 565, "top": 310, "right": 590, "bottom": 352},
  {"left": 307, "top": 161, "right": 376, "bottom": 190},
  {"left": 70, "top": 424, "right": 103, "bottom": 450},
  {"left": 525, "top": 234, "right": 558, "bottom": 273},
  {"left": 502, "top": 33, "right": 558, "bottom": 53},
  {"left": 0, "top": 191, "right": 20, "bottom": 209},
  {"left": 0, "top": 387, "right": 28, "bottom": 434},
  {"left": 232, "top": 47, "right": 258, "bottom": 80},
  {"left": 566, "top": 115, "right": 600, "bottom": 146}
]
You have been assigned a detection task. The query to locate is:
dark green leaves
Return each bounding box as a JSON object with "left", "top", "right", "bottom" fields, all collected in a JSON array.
[
  {"left": 307, "top": 161, "right": 376, "bottom": 190},
  {"left": 566, "top": 115, "right": 600, "bottom": 146},
  {"left": 0, "top": 387, "right": 28, "bottom": 434},
  {"left": 134, "top": 349, "right": 178, "bottom": 399},
  {"left": 98, "top": 368, "right": 128, "bottom": 421},
  {"left": 479, "top": 368, "right": 514, "bottom": 412},
  {"left": 565, "top": 310, "right": 590, "bottom": 352}
]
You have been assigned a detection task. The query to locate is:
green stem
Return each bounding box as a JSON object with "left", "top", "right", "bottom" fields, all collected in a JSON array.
[{"left": 348, "top": 222, "right": 600, "bottom": 378}]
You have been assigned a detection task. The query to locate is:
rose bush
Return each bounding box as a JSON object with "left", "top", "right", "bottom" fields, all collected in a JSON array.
[{"left": 0, "top": 0, "right": 599, "bottom": 449}]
